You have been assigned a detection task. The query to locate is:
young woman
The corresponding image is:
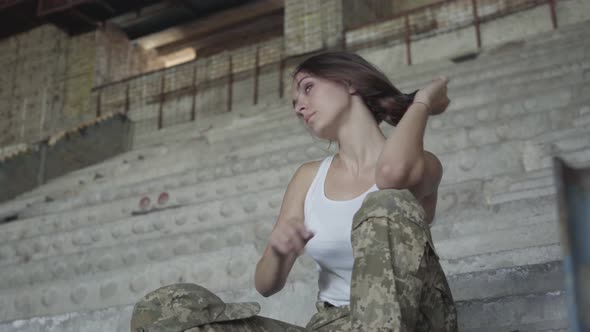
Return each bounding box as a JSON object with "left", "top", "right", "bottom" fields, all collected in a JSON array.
[
  {"left": 130, "top": 51, "right": 458, "bottom": 332},
  {"left": 254, "top": 51, "right": 458, "bottom": 331}
]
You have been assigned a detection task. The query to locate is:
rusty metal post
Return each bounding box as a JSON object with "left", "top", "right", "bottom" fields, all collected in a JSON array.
[
  {"left": 158, "top": 74, "right": 165, "bottom": 130},
  {"left": 96, "top": 90, "right": 102, "bottom": 117},
  {"left": 279, "top": 54, "right": 284, "bottom": 99},
  {"left": 190, "top": 65, "right": 198, "bottom": 122},
  {"left": 254, "top": 46, "right": 260, "bottom": 106},
  {"left": 553, "top": 156, "right": 590, "bottom": 332},
  {"left": 124, "top": 83, "right": 130, "bottom": 114},
  {"left": 404, "top": 14, "right": 412, "bottom": 66},
  {"left": 471, "top": 0, "right": 482, "bottom": 49},
  {"left": 227, "top": 54, "right": 233, "bottom": 112},
  {"left": 549, "top": 0, "right": 558, "bottom": 30}
]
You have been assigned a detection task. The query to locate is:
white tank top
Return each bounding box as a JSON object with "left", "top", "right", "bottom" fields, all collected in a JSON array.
[{"left": 303, "top": 154, "right": 379, "bottom": 306}]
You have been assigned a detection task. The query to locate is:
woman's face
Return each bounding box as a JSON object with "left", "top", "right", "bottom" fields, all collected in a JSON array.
[{"left": 291, "top": 71, "right": 354, "bottom": 139}]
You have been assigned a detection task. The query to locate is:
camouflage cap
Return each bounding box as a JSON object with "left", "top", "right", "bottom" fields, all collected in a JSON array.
[{"left": 130, "top": 283, "right": 261, "bottom": 332}]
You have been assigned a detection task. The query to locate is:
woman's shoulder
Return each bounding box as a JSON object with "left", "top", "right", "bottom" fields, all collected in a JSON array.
[
  {"left": 294, "top": 159, "right": 323, "bottom": 187},
  {"left": 278, "top": 160, "right": 324, "bottom": 223}
]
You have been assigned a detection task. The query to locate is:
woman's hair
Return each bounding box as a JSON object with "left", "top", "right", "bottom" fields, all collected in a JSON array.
[{"left": 292, "top": 51, "right": 418, "bottom": 127}]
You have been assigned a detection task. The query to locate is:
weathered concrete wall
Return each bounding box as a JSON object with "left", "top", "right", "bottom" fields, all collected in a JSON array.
[
  {"left": 0, "top": 114, "right": 132, "bottom": 203},
  {"left": 0, "top": 24, "right": 162, "bottom": 150},
  {"left": 0, "top": 147, "right": 42, "bottom": 205}
]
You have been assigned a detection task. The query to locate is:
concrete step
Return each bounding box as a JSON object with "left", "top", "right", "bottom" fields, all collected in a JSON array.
[
  {"left": 426, "top": 84, "right": 590, "bottom": 157},
  {"left": 398, "top": 33, "right": 590, "bottom": 96},
  {"left": 0, "top": 186, "right": 286, "bottom": 268},
  {"left": 0, "top": 243, "right": 267, "bottom": 321},
  {"left": 485, "top": 168, "right": 557, "bottom": 206},
  {"left": 448, "top": 261, "right": 564, "bottom": 302},
  {"left": 0, "top": 185, "right": 562, "bottom": 301},
  {"left": 14, "top": 128, "right": 311, "bottom": 218},
  {"left": 440, "top": 242, "right": 562, "bottom": 276},
  {"left": 9, "top": 121, "right": 313, "bottom": 216},
  {"left": 426, "top": 80, "right": 589, "bottom": 138},
  {"left": 523, "top": 125, "right": 590, "bottom": 172},
  {"left": 0, "top": 164, "right": 299, "bottom": 244},
  {"left": 484, "top": 128, "right": 590, "bottom": 205},
  {"left": 435, "top": 212, "right": 560, "bottom": 262},
  {"left": 0, "top": 218, "right": 285, "bottom": 292},
  {"left": 0, "top": 196, "right": 44, "bottom": 224},
  {"left": 0, "top": 304, "right": 133, "bottom": 332},
  {"left": 18, "top": 133, "right": 319, "bottom": 217},
  {"left": 432, "top": 193, "right": 557, "bottom": 242},
  {"left": 9, "top": 101, "right": 292, "bottom": 200},
  {"left": 0, "top": 212, "right": 279, "bottom": 292},
  {"left": 456, "top": 290, "right": 568, "bottom": 332}
]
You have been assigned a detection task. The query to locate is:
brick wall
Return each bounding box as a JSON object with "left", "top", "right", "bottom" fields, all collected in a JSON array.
[
  {"left": 0, "top": 24, "right": 162, "bottom": 151},
  {"left": 0, "top": 25, "right": 68, "bottom": 147},
  {"left": 284, "top": 0, "right": 344, "bottom": 56}
]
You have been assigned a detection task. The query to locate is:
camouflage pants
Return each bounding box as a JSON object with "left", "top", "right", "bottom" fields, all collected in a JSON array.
[{"left": 305, "top": 189, "right": 458, "bottom": 331}]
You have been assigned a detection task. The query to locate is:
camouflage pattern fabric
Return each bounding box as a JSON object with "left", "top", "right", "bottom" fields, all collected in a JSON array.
[
  {"left": 348, "top": 189, "right": 457, "bottom": 331},
  {"left": 179, "top": 316, "right": 307, "bottom": 332},
  {"left": 131, "top": 189, "right": 457, "bottom": 331},
  {"left": 130, "top": 283, "right": 306, "bottom": 331},
  {"left": 306, "top": 189, "right": 458, "bottom": 331}
]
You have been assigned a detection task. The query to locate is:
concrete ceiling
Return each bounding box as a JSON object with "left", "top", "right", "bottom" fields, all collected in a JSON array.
[{"left": 0, "top": 0, "right": 284, "bottom": 57}]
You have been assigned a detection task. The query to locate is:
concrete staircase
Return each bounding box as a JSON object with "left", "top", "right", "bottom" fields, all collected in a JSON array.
[{"left": 1, "top": 18, "right": 590, "bottom": 332}]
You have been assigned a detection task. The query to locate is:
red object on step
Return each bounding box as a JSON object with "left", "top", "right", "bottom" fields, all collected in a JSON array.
[
  {"left": 139, "top": 196, "right": 151, "bottom": 210},
  {"left": 158, "top": 192, "right": 169, "bottom": 205}
]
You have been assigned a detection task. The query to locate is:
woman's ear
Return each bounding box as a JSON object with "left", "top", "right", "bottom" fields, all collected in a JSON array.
[{"left": 344, "top": 80, "right": 357, "bottom": 94}]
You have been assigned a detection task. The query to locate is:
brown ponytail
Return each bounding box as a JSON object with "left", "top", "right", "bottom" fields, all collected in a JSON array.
[{"left": 292, "top": 51, "right": 417, "bottom": 126}]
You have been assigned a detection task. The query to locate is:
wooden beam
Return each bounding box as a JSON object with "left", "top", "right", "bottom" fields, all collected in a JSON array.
[
  {"left": 158, "top": 11, "right": 283, "bottom": 57},
  {"left": 135, "top": 0, "right": 284, "bottom": 50}
]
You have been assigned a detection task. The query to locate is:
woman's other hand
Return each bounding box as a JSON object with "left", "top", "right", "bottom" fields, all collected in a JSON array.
[
  {"left": 415, "top": 75, "right": 451, "bottom": 116},
  {"left": 268, "top": 218, "right": 315, "bottom": 257}
]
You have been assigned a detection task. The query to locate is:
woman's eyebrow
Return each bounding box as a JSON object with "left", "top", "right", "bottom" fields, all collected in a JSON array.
[{"left": 297, "top": 76, "right": 311, "bottom": 88}]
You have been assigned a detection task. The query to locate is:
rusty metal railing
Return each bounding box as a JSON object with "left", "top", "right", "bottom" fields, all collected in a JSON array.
[{"left": 344, "top": 0, "right": 559, "bottom": 65}]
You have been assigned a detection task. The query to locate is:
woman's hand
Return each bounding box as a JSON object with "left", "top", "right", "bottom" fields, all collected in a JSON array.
[
  {"left": 268, "top": 218, "right": 314, "bottom": 257},
  {"left": 415, "top": 75, "right": 451, "bottom": 116}
]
